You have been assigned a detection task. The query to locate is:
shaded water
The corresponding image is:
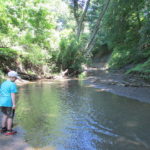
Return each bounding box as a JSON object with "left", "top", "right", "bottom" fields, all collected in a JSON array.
[{"left": 16, "top": 80, "right": 150, "bottom": 150}]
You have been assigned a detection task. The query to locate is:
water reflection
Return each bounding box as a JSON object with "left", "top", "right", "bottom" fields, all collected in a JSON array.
[{"left": 16, "top": 80, "right": 150, "bottom": 150}]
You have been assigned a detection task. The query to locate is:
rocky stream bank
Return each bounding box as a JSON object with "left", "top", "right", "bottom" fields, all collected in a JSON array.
[{"left": 84, "top": 62, "right": 150, "bottom": 103}]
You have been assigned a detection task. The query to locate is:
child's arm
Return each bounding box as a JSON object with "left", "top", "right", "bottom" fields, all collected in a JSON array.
[{"left": 11, "top": 93, "right": 16, "bottom": 109}]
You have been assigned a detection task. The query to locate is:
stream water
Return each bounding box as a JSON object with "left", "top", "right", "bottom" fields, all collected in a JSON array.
[{"left": 15, "top": 79, "right": 150, "bottom": 150}]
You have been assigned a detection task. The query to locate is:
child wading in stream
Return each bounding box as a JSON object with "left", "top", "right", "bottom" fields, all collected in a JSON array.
[{"left": 0, "top": 71, "right": 19, "bottom": 135}]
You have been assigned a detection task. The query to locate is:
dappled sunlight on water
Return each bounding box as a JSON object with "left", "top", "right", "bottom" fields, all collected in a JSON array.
[{"left": 13, "top": 80, "right": 150, "bottom": 150}]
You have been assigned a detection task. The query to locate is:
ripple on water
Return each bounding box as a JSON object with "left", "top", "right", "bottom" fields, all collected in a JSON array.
[{"left": 15, "top": 81, "right": 150, "bottom": 150}]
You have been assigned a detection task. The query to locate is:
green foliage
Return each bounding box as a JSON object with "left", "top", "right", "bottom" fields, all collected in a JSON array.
[
  {"left": 128, "top": 59, "right": 150, "bottom": 73},
  {"left": 0, "top": 0, "right": 74, "bottom": 76},
  {"left": 139, "top": 11, "right": 150, "bottom": 54},
  {"left": 0, "top": 0, "right": 149, "bottom": 78},
  {"left": 20, "top": 45, "right": 50, "bottom": 74},
  {"left": 0, "top": 48, "right": 18, "bottom": 71},
  {"left": 56, "top": 35, "right": 86, "bottom": 73},
  {"left": 0, "top": 48, "right": 18, "bottom": 59},
  {"left": 108, "top": 45, "right": 135, "bottom": 69},
  {"left": 78, "top": 71, "right": 87, "bottom": 79},
  {"left": 92, "top": 42, "right": 110, "bottom": 58},
  {"left": 127, "top": 59, "right": 150, "bottom": 81},
  {"left": 90, "top": 0, "right": 150, "bottom": 76},
  {"left": 0, "top": 70, "right": 5, "bottom": 83}
]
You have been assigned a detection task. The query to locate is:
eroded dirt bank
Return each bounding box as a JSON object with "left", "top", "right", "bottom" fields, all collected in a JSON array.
[{"left": 84, "top": 61, "right": 150, "bottom": 103}]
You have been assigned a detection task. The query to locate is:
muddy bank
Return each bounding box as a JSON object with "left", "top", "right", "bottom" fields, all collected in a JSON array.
[{"left": 84, "top": 62, "right": 150, "bottom": 103}]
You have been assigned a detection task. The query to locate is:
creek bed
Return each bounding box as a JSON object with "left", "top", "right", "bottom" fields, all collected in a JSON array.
[{"left": 1, "top": 79, "right": 150, "bottom": 150}]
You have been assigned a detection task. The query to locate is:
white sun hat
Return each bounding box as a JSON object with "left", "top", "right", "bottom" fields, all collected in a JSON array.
[{"left": 8, "top": 71, "right": 20, "bottom": 79}]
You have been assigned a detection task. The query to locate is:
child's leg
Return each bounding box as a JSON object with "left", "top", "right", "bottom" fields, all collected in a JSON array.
[
  {"left": 1, "top": 107, "right": 14, "bottom": 130},
  {"left": 2, "top": 114, "right": 8, "bottom": 128},
  {"left": 1, "top": 108, "right": 8, "bottom": 133},
  {"left": 3, "top": 108, "right": 17, "bottom": 135},
  {"left": 6, "top": 108, "right": 15, "bottom": 130},
  {"left": 7, "top": 117, "right": 13, "bottom": 130}
]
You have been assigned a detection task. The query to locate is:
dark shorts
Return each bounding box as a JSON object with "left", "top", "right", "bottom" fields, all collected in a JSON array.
[{"left": 1, "top": 107, "right": 15, "bottom": 118}]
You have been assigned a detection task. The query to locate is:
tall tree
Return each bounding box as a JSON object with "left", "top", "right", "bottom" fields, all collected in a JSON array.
[
  {"left": 71, "top": 0, "right": 91, "bottom": 39},
  {"left": 77, "top": 0, "right": 90, "bottom": 39},
  {"left": 85, "top": 0, "right": 110, "bottom": 56}
]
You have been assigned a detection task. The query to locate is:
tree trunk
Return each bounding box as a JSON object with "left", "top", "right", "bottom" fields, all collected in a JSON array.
[
  {"left": 73, "top": 0, "right": 79, "bottom": 26},
  {"left": 85, "top": 0, "right": 111, "bottom": 56},
  {"left": 77, "top": 0, "right": 91, "bottom": 40}
]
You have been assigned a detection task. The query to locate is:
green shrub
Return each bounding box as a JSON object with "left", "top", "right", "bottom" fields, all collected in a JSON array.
[
  {"left": 20, "top": 45, "right": 48, "bottom": 73},
  {"left": 108, "top": 45, "right": 137, "bottom": 69},
  {"left": 56, "top": 35, "right": 87, "bottom": 74},
  {"left": 0, "top": 48, "right": 18, "bottom": 71},
  {"left": 78, "top": 71, "right": 87, "bottom": 79},
  {"left": 127, "top": 58, "right": 150, "bottom": 81},
  {"left": 127, "top": 59, "right": 150, "bottom": 74}
]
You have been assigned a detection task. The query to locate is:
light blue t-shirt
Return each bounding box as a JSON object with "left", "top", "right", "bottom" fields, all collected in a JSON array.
[{"left": 0, "top": 80, "right": 18, "bottom": 107}]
